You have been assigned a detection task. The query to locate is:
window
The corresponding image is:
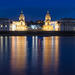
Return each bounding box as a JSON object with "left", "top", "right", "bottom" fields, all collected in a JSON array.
[
  {"left": 1, "top": 25, "right": 3, "bottom": 28},
  {"left": 5, "top": 25, "right": 7, "bottom": 28}
]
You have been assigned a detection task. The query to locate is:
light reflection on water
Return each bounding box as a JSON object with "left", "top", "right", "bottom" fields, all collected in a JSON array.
[
  {"left": 0, "top": 36, "right": 75, "bottom": 75},
  {"left": 11, "top": 36, "right": 27, "bottom": 75},
  {"left": 43, "top": 36, "right": 59, "bottom": 75}
]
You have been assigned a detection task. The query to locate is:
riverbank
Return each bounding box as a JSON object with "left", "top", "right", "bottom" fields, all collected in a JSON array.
[{"left": 0, "top": 31, "right": 75, "bottom": 36}]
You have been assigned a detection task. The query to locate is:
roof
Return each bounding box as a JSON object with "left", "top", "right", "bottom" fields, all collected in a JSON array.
[
  {"left": 0, "top": 18, "right": 9, "bottom": 20},
  {"left": 60, "top": 18, "right": 75, "bottom": 20}
]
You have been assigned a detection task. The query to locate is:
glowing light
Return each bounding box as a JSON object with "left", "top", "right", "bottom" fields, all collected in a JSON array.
[
  {"left": 31, "top": 25, "right": 37, "bottom": 29},
  {"left": 43, "top": 25, "right": 53, "bottom": 31},
  {"left": 1, "top": 25, "right": 3, "bottom": 28},
  {"left": 43, "top": 11, "right": 53, "bottom": 31},
  {"left": 5, "top": 25, "right": 7, "bottom": 28},
  {"left": 43, "top": 11, "right": 60, "bottom": 31},
  {"left": 12, "top": 25, "right": 16, "bottom": 31},
  {"left": 11, "top": 11, "right": 28, "bottom": 31}
]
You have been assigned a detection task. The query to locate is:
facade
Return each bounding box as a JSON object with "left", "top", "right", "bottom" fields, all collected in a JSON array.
[
  {"left": 29, "top": 24, "right": 41, "bottom": 30},
  {"left": 58, "top": 18, "right": 75, "bottom": 31},
  {"left": 42, "top": 11, "right": 59, "bottom": 31},
  {"left": 0, "top": 18, "right": 11, "bottom": 31},
  {"left": 43, "top": 11, "right": 53, "bottom": 31},
  {"left": 11, "top": 11, "right": 27, "bottom": 31},
  {"left": 51, "top": 21, "right": 60, "bottom": 31}
]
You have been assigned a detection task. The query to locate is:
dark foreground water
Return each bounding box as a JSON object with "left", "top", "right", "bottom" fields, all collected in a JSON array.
[{"left": 0, "top": 36, "right": 75, "bottom": 75}]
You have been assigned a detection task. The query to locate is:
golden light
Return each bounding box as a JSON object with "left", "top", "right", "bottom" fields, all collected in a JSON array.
[
  {"left": 43, "top": 11, "right": 54, "bottom": 31},
  {"left": 43, "top": 11, "right": 60, "bottom": 31},
  {"left": 11, "top": 11, "right": 28, "bottom": 31},
  {"left": 12, "top": 24, "right": 16, "bottom": 31},
  {"left": 43, "top": 25, "right": 53, "bottom": 31}
]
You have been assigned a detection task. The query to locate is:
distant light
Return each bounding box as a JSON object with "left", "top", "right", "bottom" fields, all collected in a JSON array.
[
  {"left": 1, "top": 25, "right": 3, "bottom": 28},
  {"left": 12, "top": 25, "right": 16, "bottom": 31},
  {"left": 5, "top": 25, "right": 7, "bottom": 27},
  {"left": 30, "top": 25, "right": 39, "bottom": 29}
]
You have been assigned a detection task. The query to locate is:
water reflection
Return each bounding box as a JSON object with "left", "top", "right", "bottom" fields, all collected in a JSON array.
[
  {"left": 32, "top": 36, "right": 38, "bottom": 67},
  {"left": 0, "top": 36, "right": 11, "bottom": 75},
  {"left": 11, "top": 36, "right": 27, "bottom": 75},
  {"left": 0, "top": 36, "right": 60, "bottom": 75},
  {"left": 0, "top": 36, "right": 10, "bottom": 61},
  {"left": 43, "top": 37, "right": 52, "bottom": 73},
  {"left": 43, "top": 36, "right": 59, "bottom": 75},
  {"left": 54, "top": 36, "right": 59, "bottom": 71}
]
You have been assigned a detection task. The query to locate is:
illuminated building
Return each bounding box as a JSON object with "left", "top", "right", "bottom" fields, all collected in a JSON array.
[
  {"left": 42, "top": 11, "right": 59, "bottom": 31},
  {"left": 43, "top": 11, "right": 53, "bottom": 31},
  {"left": 11, "top": 11, "right": 27, "bottom": 31},
  {"left": 54, "top": 21, "right": 60, "bottom": 31},
  {"left": 51, "top": 21, "right": 60, "bottom": 31},
  {"left": 29, "top": 24, "right": 41, "bottom": 30}
]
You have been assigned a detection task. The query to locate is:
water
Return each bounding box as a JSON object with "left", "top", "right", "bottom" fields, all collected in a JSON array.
[{"left": 0, "top": 36, "right": 75, "bottom": 75}]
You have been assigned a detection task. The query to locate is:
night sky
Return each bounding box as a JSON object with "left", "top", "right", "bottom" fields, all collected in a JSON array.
[{"left": 0, "top": 0, "right": 75, "bottom": 21}]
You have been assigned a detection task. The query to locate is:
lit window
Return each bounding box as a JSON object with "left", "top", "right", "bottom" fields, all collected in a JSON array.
[
  {"left": 1, "top": 25, "right": 3, "bottom": 28},
  {"left": 5, "top": 25, "right": 7, "bottom": 27}
]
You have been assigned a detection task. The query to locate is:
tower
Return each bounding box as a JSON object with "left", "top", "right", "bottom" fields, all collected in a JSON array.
[
  {"left": 11, "top": 10, "right": 28, "bottom": 31},
  {"left": 45, "top": 11, "right": 51, "bottom": 25},
  {"left": 19, "top": 11, "right": 25, "bottom": 21},
  {"left": 43, "top": 11, "right": 53, "bottom": 31},
  {"left": 18, "top": 11, "right": 26, "bottom": 26}
]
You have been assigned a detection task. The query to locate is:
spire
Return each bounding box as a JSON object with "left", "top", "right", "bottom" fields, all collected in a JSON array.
[
  {"left": 45, "top": 10, "right": 51, "bottom": 22},
  {"left": 47, "top": 10, "right": 49, "bottom": 14},
  {"left": 19, "top": 10, "right": 25, "bottom": 21},
  {"left": 21, "top": 10, "right": 23, "bottom": 14},
  {"left": 46, "top": 10, "right": 51, "bottom": 17}
]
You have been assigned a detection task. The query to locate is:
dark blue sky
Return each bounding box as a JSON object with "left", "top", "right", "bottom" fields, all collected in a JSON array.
[{"left": 0, "top": 0, "right": 75, "bottom": 21}]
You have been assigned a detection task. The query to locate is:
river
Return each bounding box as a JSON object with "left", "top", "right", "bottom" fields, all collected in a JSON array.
[{"left": 0, "top": 36, "right": 75, "bottom": 75}]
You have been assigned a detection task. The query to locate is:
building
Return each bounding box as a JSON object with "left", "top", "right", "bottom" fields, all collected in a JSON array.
[
  {"left": 29, "top": 24, "right": 41, "bottom": 30},
  {"left": 58, "top": 18, "right": 75, "bottom": 31},
  {"left": 0, "top": 18, "right": 11, "bottom": 31},
  {"left": 42, "top": 11, "right": 53, "bottom": 31},
  {"left": 11, "top": 11, "right": 28, "bottom": 31},
  {"left": 42, "top": 11, "right": 59, "bottom": 31},
  {"left": 51, "top": 21, "right": 60, "bottom": 31}
]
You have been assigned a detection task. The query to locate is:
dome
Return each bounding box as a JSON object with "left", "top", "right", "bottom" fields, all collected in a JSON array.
[
  {"left": 45, "top": 11, "right": 51, "bottom": 21},
  {"left": 19, "top": 11, "right": 25, "bottom": 21}
]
